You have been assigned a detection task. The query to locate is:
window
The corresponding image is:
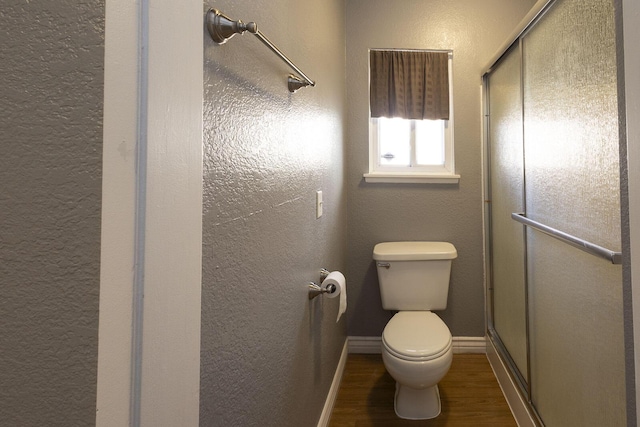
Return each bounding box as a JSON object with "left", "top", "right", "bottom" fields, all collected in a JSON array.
[{"left": 364, "top": 50, "right": 459, "bottom": 184}]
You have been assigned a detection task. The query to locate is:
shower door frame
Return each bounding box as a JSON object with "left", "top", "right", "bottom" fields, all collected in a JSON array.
[
  {"left": 482, "top": 37, "right": 542, "bottom": 426},
  {"left": 624, "top": 0, "right": 640, "bottom": 423},
  {"left": 482, "top": 5, "right": 561, "bottom": 424}
]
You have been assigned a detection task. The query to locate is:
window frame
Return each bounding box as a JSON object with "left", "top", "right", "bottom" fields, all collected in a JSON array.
[{"left": 364, "top": 50, "right": 460, "bottom": 184}]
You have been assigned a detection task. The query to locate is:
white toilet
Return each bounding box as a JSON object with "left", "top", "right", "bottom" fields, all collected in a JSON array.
[{"left": 373, "top": 241, "right": 457, "bottom": 420}]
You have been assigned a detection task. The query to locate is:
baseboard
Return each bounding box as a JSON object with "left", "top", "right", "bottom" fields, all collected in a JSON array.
[
  {"left": 452, "top": 336, "right": 486, "bottom": 354},
  {"left": 347, "top": 336, "right": 382, "bottom": 354},
  {"left": 317, "top": 338, "right": 349, "bottom": 427},
  {"left": 348, "top": 336, "right": 486, "bottom": 354},
  {"left": 486, "top": 338, "right": 537, "bottom": 427}
]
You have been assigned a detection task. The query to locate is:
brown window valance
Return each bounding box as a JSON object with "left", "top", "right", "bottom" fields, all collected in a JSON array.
[{"left": 369, "top": 50, "right": 450, "bottom": 121}]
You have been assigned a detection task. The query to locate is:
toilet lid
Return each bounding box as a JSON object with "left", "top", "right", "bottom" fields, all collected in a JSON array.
[{"left": 382, "top": 312, "right": 452, "bottom": 361}]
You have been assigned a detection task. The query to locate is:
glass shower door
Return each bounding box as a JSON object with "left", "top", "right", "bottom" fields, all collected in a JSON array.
[
  {"left": 522, "top": 0, "right": 625, "bottom": 424},
  {"left": 487, "top": 45, "right": 528, "bottom": 383}
]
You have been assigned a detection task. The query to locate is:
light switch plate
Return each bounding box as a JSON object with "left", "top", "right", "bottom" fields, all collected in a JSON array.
[{"left": 316, "top": 190, "right": 323, "bottom": 218}]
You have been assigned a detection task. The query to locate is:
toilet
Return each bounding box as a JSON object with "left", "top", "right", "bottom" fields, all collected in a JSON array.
[{"left": 373, "top": 241, "right": 457, "bottom": 420}]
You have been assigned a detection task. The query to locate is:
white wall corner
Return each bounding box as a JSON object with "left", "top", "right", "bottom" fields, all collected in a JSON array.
[
  {"left": 96, "top": 0, "right": 140, "bottom": 424},
  {"left": 98, "top": 0, "right": 203, "bottom": 425}
]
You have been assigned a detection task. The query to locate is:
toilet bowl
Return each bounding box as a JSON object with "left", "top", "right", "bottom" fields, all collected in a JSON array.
[
  {"left": 381, "top": 311, "right": 453, "bottom": 419},
  {"left": 373, "top": 241, "right": 457, "bottom": 420}
]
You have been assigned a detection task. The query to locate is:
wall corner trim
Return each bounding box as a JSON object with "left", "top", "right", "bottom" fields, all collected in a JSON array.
[
  {"left": 317, "top": 339, "right": 349, "bottom": 427},
  {"left": 97, "top": 0, "right": 203, "bottom": 424},
  {"left": 347, "top": 336, "right": 486, "bottom": 354}
]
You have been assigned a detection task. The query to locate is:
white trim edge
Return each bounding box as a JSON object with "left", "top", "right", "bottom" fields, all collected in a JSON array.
[
  {"left": 486, "top": 338, "right": 536, "bottom": 427},
  {"left": 363, "top": 172, "right": 460, "bottom": 184},
  {"left": 347, "top": 336, "right": 486, "bottom": 354},
  {"left": 96, "top": 0, "right": 139, "bottom": 423},
  {"left": 317, "top": 339, "right": 349, "bottom": 427}
]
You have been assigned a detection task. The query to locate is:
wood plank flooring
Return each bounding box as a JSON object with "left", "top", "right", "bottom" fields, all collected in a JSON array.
[{"left": 328, "top": 354, "right": 516, "bottom": 427}]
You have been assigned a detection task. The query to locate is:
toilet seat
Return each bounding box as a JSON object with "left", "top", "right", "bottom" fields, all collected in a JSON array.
[{"left": 382, "top": 312, "right": 452, "bottom": 362}]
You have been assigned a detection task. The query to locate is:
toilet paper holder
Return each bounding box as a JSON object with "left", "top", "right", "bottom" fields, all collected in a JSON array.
[{"left": 308, "top": 268, "right": 337, "bottom": 300}]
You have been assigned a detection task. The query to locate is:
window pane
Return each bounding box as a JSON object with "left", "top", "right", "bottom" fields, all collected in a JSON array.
[
  {"left": 378, "top": 117, "right": 411, "bottom": 166},
  {"left": 415, "top": 119, "right": 445, "bottom": 165}
]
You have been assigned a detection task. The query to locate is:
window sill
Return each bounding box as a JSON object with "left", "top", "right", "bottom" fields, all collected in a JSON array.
[{"left": 363, "top": 172, "right": 460, "bottom": 184}]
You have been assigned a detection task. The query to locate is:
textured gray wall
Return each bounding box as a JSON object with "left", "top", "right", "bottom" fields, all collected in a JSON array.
[
  {"left": 200, "top": 1, "right": 347, "bottom": 426},
  {"left": 0, "top": 1, "right": 104, "bottom": 426},
  {"left": 345, "top": 0, "right": 537, "bottom": 337}
]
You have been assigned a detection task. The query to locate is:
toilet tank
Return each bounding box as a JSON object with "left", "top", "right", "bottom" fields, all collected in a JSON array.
[{"left": 373, "top": 242, "right": 457, "bottom": 311}]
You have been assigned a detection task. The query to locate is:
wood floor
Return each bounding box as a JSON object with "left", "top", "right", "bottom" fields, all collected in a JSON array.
[{"left": 328, "top": 354, "right": 516, "bottom": 427}]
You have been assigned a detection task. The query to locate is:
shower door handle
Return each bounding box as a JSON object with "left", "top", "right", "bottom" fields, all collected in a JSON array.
[{"left": 511, "top": 213, "right": 622, "bottom": 264}]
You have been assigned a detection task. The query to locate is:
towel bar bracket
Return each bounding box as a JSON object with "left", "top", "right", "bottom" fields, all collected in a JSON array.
[{"left": 206, "top": 9, "right": 256, "bottom": 44}]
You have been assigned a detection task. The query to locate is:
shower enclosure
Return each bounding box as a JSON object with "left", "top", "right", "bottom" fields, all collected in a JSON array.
[{"left": 483, "top": 0, "right": 626, "bottom": 425}]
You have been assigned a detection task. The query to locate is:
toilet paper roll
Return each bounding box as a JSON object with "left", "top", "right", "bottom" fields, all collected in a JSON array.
[{"left": 323, "top": 271, "right": 347, "bottom": 323}]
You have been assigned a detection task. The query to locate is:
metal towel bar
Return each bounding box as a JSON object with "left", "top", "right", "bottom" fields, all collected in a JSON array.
[
  {"left": 206, "top": 9, "right": 316, "bottom": 93},
  {"left": 511, "top": 213, "right": 622, "bottom": 265}
]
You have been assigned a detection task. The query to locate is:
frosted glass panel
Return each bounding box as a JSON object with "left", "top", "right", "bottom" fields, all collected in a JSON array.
[
  {"left": 523, "top": 0, "right": 624, "bottom": 424},
  {"left": 488, "top": 46, "right": 527, "bottom": 379},
  {"left": 528, "top": 233, "right": 625, "bottom": 426},
  {"left": 523, "top": 0, "right": 620, "bottom": 249}
]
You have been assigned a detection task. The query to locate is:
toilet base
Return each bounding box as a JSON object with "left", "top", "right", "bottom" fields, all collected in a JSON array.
[{"left": 394, "top": 382, "right": 441, "bottom": 420}]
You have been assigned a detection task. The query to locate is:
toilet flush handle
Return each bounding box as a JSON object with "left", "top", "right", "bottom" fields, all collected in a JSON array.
[{"left": 377, "top": 262, "right": 391, "bottom": 269}]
